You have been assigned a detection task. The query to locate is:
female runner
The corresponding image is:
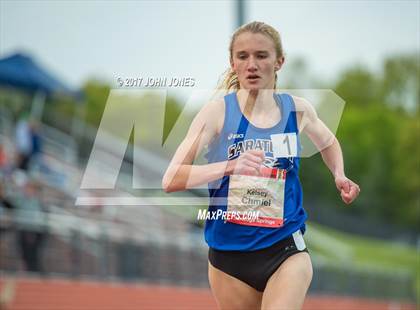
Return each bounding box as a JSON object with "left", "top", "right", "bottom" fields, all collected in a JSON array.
[{"left": 162, "top": 21, "right": 360, "bottom": 310}]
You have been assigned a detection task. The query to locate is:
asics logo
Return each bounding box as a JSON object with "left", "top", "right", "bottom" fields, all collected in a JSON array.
[{"left": 227, "top": 133, "right": 244, "bottom": 140}]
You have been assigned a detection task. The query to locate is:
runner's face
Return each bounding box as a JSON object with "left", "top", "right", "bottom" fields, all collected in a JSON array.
[{"left": 231, "top": 32, "right": 282, "bottom": 91}]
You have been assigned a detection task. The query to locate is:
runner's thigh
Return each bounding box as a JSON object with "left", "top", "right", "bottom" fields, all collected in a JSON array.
[
  {"left": 208, "top": 261, "right": 263, "bottom": 310},
  {"left": 261, "top": 252, "right": 313, "bottom": 310}
]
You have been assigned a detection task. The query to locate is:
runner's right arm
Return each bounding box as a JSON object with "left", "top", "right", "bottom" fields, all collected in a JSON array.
[{"left": 162, "top": 100, "right": 264, "bottom": 193}]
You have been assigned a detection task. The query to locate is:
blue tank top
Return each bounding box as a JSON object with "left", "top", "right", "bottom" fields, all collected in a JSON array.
[{"left": 204, "top": 91, "right": 307, "bottom": 251}]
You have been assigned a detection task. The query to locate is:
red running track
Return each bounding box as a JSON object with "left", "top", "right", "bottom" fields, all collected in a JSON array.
[{"left": 0, "top": 277, "right": 416, "bottom": 310}]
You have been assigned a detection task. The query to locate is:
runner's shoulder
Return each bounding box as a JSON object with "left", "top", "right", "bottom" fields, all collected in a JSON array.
[
  {"left": 202, "top": 97, "right": 225, "bottom": 114},
  {"left": 291, "top": 95, "right": 317, "bottom": 115},
  {"left": 290, "top": 95, "right": 318, "bottom": 131},
  {"left": 196, "top": 97, "right": 225, "bottom": 134}
]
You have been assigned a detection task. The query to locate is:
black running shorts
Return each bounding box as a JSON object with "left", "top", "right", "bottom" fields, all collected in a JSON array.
[{"left": 208, "top": 231, "right": 309, "bottom": 292}]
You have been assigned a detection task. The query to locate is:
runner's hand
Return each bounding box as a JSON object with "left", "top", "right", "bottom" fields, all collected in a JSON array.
[
  {"left": 335, "top": 176, "right": 360, "bottom": 205},
  {"left": 232, "top": 150, "right": 265, "bottom": 176}
]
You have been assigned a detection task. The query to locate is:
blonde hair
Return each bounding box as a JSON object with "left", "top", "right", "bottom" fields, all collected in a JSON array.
[{"left": 216, "top": 21, "right": 284, "bottom": 93}]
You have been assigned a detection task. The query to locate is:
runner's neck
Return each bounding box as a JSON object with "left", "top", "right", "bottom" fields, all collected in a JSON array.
[{"left": 237, "top": 89, "right": 279, "bottom": 117}]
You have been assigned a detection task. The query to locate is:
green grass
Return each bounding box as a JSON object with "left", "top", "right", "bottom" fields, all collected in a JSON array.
[
  {"left": 307, "top": 221, "right": 418, "bottom": 271},
  {"left": 307, "top": 221, "right": 419, "bottom": 300}
]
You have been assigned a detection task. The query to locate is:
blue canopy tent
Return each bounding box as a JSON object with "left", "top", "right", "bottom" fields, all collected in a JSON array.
[{"left": 0, "top": 52, "right": 81, "bottom": 119}]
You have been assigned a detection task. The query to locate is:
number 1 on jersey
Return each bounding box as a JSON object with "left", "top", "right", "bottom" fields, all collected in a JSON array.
[{"left": 271, "top": 133, "right": 298, "bottom": 158}]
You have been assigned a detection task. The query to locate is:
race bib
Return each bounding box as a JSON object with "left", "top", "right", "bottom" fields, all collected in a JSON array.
[{"left": 226, "top": 167, "right": 286, "bottom": 228}]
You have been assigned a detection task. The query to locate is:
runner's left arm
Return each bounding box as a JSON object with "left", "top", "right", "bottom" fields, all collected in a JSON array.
[{"left": 294, "top": 96, "right": 360, "bottom": 204}]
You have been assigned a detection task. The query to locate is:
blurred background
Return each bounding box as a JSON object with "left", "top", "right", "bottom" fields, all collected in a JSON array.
[{"left": 0, "top": 1, "right": 418, "bottom": 309}]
